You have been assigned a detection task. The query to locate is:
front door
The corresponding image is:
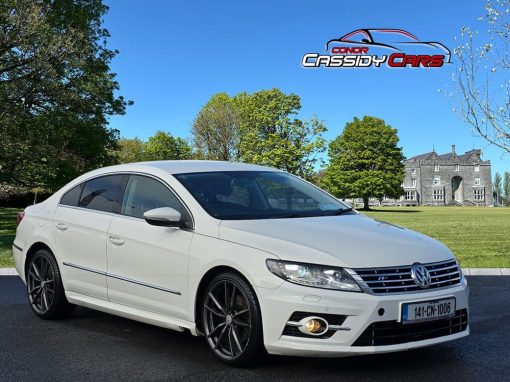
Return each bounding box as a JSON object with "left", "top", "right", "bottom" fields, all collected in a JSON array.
[
  {"left": 106, "top": 175, "right": 194, "bottom": 319},
  {"left": 452, "top": 176, "right": 464, "bottom": 202}
]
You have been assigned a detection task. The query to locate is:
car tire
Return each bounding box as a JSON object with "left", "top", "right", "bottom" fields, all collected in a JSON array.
[
  {"left": 201, "top": 271, "right": 266, "bottom": 367},
  {"left": 26, "top": 249, "right": 75, "bottom": 320}
]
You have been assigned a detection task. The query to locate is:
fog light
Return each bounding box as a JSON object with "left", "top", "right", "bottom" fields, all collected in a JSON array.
[
  {"left": 305, "top": 319, "right": 323, "bottom": 333},
  {"left": 298, "top": 316, "right": 329, "bottom": 336}
]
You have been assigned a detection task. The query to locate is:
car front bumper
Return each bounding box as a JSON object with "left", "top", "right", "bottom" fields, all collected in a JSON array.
[{"left": 256, "top": 277, "right": 469, "bottom": 357}]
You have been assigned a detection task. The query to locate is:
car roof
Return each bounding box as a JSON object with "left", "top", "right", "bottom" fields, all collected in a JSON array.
[{"left": 111, "top": 160, "right": 281, "bottom": 175}]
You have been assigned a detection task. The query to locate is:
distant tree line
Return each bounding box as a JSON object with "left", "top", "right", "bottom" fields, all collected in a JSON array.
[
  {"left": 115, "top": 132, "right": 192, "bottom": 163},
  {"left": 494, "top": 172, "right": 510, "bottom": 206}
]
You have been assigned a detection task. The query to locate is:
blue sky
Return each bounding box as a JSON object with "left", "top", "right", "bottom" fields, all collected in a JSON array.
[{"left": 103, "top": 0, "right": 509, "bottom": 176}]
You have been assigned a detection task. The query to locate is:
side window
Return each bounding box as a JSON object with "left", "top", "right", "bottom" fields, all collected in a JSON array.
[
  {"left": 79, "top": 175, "right": 124, "bottom": 213},
  {"left": 60, "top": 184, "right": 84, "bottom": 206},
  {"left": 121, "top": 175, "right": 191, "bottom": 226}
]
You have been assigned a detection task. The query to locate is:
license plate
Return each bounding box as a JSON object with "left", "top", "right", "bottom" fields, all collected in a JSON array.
[{"left": 402, "top": 297, "right": 456, "bottom": 324}]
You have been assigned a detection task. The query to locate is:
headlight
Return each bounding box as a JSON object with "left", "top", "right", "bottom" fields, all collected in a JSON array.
[{"left": 266, "top": 259, "right": 361, "bottom": 292}]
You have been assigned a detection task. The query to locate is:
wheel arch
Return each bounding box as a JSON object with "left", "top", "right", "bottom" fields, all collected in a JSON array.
[
  {"left": 24, "top": 242, "right": 54, "bottom": 278},
  {"left": 194, "top": 265, "right": 256, "bottom": 334}
]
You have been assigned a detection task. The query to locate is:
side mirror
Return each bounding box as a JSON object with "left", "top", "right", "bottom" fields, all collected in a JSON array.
[{"left": 144, "top": 207, "right": 183, "bottom": 227}]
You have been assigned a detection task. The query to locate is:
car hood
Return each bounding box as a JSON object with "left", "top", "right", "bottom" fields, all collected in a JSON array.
[{"left": 219, "top": 213, "right": 454, "bottom": 268}]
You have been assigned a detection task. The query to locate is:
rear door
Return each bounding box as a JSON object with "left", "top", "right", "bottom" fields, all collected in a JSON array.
[
  {"left": 106, "top": 174, "right": 193, "bottom": 319},
  {"left": 54, "top": 174, "right": 126, "bottom": 300}
]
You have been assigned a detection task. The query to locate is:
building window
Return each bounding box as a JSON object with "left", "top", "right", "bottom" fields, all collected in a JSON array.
[
  {"left": 411, "top": 168, "right": 416, "bottom": 175},
  {"left": 474, "top": 164, "right": 480, "bottom": 172},
  {"left": 412, "top": 178, "right": 417, "bottom": 187},
  {"left": 405, "top": 191, "right": 416, "bottom": 200},
  {"left": 434, "top": 175, "right": 441, "bottom": 186},
  {"left": 454, "top": 164, "right": 460, "bottom": 171},
  {"left": 474, "top": 189, "right": 484, "bottom": 201},
  {"left": 433, "top": 189, "right": 444, "bottom": 201},
  {"left": 434, "top": 165, "right": 440, "bottom": 171},
  {"left": 475, "top": 177, "right": 481, "bottom": 186}
]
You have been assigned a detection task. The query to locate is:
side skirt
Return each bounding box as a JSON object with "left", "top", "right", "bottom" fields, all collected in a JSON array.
[{"left": 65, "top": 291, "right": 199, "bottom": 336}]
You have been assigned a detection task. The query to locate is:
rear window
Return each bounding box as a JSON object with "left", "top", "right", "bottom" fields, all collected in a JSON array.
[
  {"left": 79, "top": 175, "right": 124, "bottom": 213},
  {"left": 60, "top": 184, "right": 84, "bottom": 207}
]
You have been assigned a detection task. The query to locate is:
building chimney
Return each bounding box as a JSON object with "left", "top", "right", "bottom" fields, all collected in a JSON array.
[{"left": 451, "top": 144, "right": 456, "bottom": 155}]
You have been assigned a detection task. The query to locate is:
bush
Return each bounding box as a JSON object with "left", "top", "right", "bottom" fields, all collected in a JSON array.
[{"left": 0, "top": 184, "right": 51, "bottom": 208}]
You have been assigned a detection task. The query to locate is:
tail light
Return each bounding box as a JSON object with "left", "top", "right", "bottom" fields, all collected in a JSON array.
[{"left": 16, "top": 211, "right": 25, "bottom": 226}]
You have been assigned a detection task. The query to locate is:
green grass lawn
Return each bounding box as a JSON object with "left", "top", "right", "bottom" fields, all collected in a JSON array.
[
  {"left": 0, "top": 207, "right": 508, "bottom": 268},
  {"left": 363, "top": 207, "right": 510, "bottom": 268},
  {"left": 0, "top": 208, "right": 18, "bottom": 268}
]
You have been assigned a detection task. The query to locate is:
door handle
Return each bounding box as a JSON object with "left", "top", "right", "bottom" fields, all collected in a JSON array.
[
  {"left": 109, "top": 236, "right": 125, "bottom": 246},
  {"left": 56, "top": 223, "right": 68, "bottom": 231}
]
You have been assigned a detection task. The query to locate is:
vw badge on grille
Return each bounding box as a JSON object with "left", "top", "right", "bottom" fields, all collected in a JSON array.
[{"left": 411, "top": 263, "right": 431, "bottom": 288}]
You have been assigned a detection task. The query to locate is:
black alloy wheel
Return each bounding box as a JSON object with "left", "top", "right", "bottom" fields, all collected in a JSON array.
[
  {"left": 202, "top": 272, "right": 265, "bottom": 366},
  {"left": 26, "top": 249, "right": 75, "bottom": 319}
]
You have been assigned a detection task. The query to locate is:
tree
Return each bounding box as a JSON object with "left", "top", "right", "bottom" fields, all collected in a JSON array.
[
  {"left": 504, "top": 171, "right": 510, "bottom": 205},
  {"left": 452, "top": 0, "right": 510, "bottom": 154},
  {"left": 321, "top": 116, "right": 405, "bottom": 210},
  {"left": 192, "top": 93, "right": 239, "bottom": 161},
  {"left": 234, "top": 89, "right": 327, "bottom": 179},
  {"left": 142, "top": 131, "right": 192, "bottom": 161},
  {"left": 494, "top": 172, "right": 503, "bottom": 204},
  {"left": 115, "top": 138, "right": 145, "bottom": 164},
  {"left": 0, "top": 0, "right": 129, "bottom": 190}
]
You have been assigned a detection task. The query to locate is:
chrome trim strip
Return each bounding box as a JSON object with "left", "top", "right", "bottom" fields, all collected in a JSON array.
[
  {"left": 328, "top": 325, "right": 351, "bottom": 331},
  {"left": 356, "top": 271, "right": 412, "bottom": 277},
  {"left": 428, "top": 265, "right": 458, "bottom": 272},
  {"left": 12, "top": 243, "right": 23, "bottom": 252},
  {"left": 354, "top": 259, "right": 456, "bottom": 272},
  {"left": 363, "top": 278, "right": 415, "bottom": 283},
  {"left": 106, "top": 273, "right": 181, "bottom": 296},
  {"left": 431, "top": 270, "right": 461, "bottom": 278},
  {"left": 62, "top": 262, "right": 181, "bottom": 295},
  {"left": 63, "top": 262, "right": 107, "bottom": 276}
]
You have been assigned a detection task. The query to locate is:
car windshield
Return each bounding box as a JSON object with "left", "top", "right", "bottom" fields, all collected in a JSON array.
[{"left": 174, "top": 171, "right": 351, "bottom": 220}]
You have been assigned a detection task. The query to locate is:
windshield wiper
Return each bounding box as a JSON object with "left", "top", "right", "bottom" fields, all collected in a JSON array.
[
  {"left": 330, "top": 207, "right": 354, "bottom": 215},
  {"left": 273, "top": 213, "right": 310, "bottom": 219}
]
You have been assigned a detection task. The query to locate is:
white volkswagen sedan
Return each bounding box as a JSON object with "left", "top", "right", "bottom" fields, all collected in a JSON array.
[{"left": 13, "top": 161, "right": 469, "bottom": 366}]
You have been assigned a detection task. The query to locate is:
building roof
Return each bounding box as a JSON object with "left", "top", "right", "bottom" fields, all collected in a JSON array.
[{"left": 406, "top": 148, "right": 484, "bottom": 163}]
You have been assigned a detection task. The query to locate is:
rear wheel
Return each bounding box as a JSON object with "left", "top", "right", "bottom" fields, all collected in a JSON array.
[
  {"left": 201, "top": 272, "right": 265, "bottom": 366},
  {"left": 26, "top": 249, "right": 75, "bottom": 319}
]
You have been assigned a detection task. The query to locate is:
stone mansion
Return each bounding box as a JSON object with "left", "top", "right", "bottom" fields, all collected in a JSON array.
[{"left": 401, "top": 145, "right": 493, "bottom": 206}]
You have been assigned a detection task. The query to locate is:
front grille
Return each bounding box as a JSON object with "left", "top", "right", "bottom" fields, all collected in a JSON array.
[
  {"left": 282, "top": 311, "right": 347, "bottom": 339},
  {"left": 353, "top": 259, "right": 461, "bottom": 295},
  {"left": 352, "top": 309, "right": 468, "bottom": 346}
]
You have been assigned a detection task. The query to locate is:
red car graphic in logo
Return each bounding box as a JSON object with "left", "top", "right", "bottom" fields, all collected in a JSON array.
[{"left": 303, "top": 28, "right": 451, "bottom": 68}]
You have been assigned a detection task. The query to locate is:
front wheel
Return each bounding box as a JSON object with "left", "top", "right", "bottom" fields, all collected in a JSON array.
[
  {"left": 26, "top": 249, "right": 75, "bottom": 319},
  {"left": 201, "top": 272, "right": 265, "bottom": 366}
]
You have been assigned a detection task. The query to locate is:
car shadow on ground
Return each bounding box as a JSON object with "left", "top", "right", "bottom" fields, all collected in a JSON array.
[{"left": 65, "top": 305, "right": 465, "bottom": 375}]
